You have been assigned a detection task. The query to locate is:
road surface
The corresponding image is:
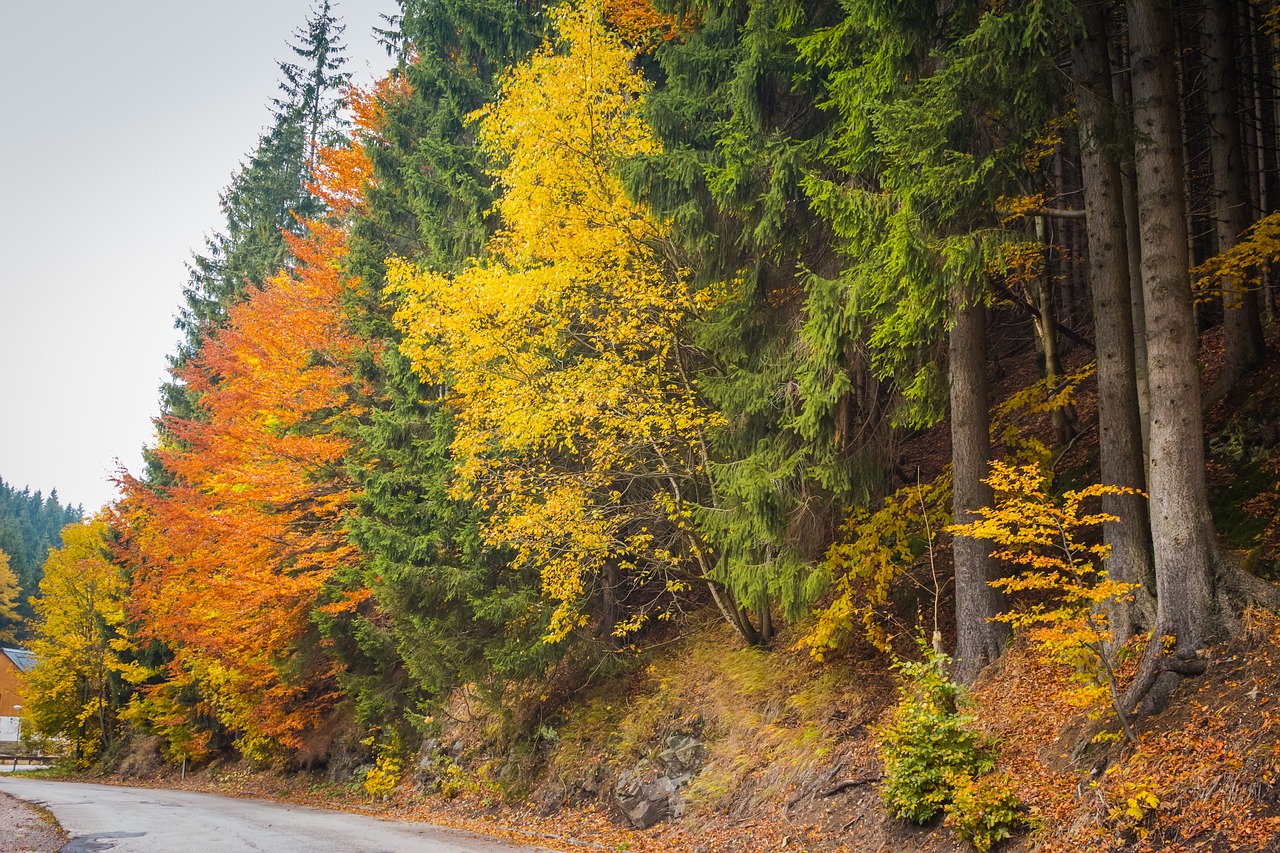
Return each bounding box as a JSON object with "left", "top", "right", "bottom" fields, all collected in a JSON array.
[{"left": 0, "top": 778, "right": 551, "bottom": 852}]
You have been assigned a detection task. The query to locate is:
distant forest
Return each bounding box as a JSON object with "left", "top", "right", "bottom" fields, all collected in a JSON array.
[{"left": 0, "top": 478, "right": 82, "bottom": 639}]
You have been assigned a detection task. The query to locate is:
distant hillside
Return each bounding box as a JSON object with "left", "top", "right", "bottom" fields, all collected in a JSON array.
[{"left": 0, "top": 478, "right": 82, "bottom": 639}]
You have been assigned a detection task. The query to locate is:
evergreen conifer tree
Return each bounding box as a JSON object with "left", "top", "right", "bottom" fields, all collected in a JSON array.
[
  {"left": 798, "top": 0, "right": 1071, "bottom": 679},
  {"left": 0, "top": 478, "right": 82, "bottom": 636},
  {"left": 167, "top": 2, "right": 352, "bottom": 418},
  {"left": 275, "top": 0, "right": 352, "bottom": 172},
  {"left": 622, "top": 0, "right": 874, "bottom": 644},
  {"left": 335, "top": 0, "right": 556, "bottom": 727}
]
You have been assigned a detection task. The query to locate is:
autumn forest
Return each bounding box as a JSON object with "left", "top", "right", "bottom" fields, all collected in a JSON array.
[{"left": 10, "top": 0, "right": 1280, "bottom": 850}]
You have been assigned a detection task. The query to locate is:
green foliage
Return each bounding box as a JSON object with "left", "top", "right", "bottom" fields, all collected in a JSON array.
[
  {"left": 0, "top": 477, "right": 82, "bottom": 637},
  {"left": 878, "top": 640, "right": 996, "bottom": 824},
  {"left": 273, "top": 0, "right": 351, "bottom": 160},
  {"left": 799, "top": 0, "right": 1073, "bottom": 427},
  {"left": 625, "top": 0, "right": 888, "bottom": 634}
]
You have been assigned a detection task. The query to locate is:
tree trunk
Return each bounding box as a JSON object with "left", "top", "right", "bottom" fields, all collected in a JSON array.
[
  {"left": 1073, "top": 1, "right": 1158, "bottom": 642},
  {"left": 1033, "top": 216, "right": 1076, "bottom": 446},
  {"left": 602, "top": 563, "right": 620, "bottom": 643},
  {"left": 1203, "top": 0, "right": 1266, "bottom": 407},
  {"left": 1259, "top": 6, "right": 1279, "bottom": 324},
  {"left": 1112, "top": 32, "right": 1153, "bottom": 465},
  {"left": 1124, "top": 0, "right": 1234, "bottom": 714},
  {"left": 949, "top": 292, "right": 1008, "bottom": 684}
]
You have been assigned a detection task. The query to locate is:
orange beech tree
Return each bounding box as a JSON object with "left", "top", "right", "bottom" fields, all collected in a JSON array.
[{"left": 118, "top": 122, "right": 373, "bottom": 760}]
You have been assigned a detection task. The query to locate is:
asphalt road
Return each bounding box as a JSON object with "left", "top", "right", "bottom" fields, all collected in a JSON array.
[{"left": 0, "top": 778, "right": 551, "bottom": 852}]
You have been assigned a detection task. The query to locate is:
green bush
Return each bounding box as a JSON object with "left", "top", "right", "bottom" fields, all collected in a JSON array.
[{"left": 878, "top": 641, "right": 995, "bottom": 824}]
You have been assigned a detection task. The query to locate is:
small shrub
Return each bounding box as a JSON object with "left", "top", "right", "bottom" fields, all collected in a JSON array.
[
  {"left": 439, "top": 758, "right": 466, "bottom": 799},
  {"left": 1104, "top": 776, "right": 1160, "bottom": 840},
  {"left": 944, "top": 771, "right": 1026, "bottom": 851},
  {"left": 879, "top": 640, "right": 995, "bottom": 823},
  {"left": 361, "top": 729, "right": 403, "bottom": 800},
  {"left": 235, "top": 733, "right": 277, "bottom": 766}
]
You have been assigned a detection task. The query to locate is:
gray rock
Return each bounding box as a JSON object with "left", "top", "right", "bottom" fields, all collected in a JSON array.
[
  {"left": 657, "top": 734, "right": 704, "bottom": 776},
  {"left": 615, "top": 740, "right": 704, "bottom": 829},
  {"left": 618, "top": 775, "right": 677, "bottom": 829}
]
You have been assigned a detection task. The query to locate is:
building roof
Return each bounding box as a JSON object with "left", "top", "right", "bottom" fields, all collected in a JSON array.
[{"left": 1, "top": 648, "right": 36, "bottom": 673}]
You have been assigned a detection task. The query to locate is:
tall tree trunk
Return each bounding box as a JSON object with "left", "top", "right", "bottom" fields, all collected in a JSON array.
[
  {"left": 1262, "top": 10, "right": 1280, "bottom": 323},
  {"left": 1124, "top": 0, "right": 1234, "bottom": 714},
  {"left": 1032, "top": 216, "right": 1075, "bottom": 446},
  {"left": 1073, "top": 1, "right": 1158, "bottom": 642},
  {"left": 1241, "top": 0, "right": 1263, "bottom": 220},
  {"left": 1113, "top": 32, "right": 1153, "bottom": 464},
  {"left": 1203, "top": 0, "right": 1266, "bottom": 407},
  {"left": 949, "top": 293, "right": 1008, "bottom": 684},
  {"left": 1248, "top": 0, "right": 1276, "bottom": 325}
]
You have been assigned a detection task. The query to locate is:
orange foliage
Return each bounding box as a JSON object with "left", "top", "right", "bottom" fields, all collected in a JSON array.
[
  {"left": 117, "top": 119, "right": 374, "bottom": 754},
  {"left": 971, "top": 612, "right": 1280, "bottom": 853},
  {"left": 602, "top": 0, "right": 696, "bottom": 48}
]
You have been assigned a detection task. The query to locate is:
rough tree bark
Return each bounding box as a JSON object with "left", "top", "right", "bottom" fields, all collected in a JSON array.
[
  {"left": 1123, "top": 0, "right": 1236, "bottom": 714},
  {"left": 949, "top": 292, "right": 1009, "bottom": 684},
  {"left": 1072, "top": 0, "right": 1158, "bottom": 642},
  {"left": 1202, "top": 0, "right": 1265, "bottom": 408},
  {"left": 1033, "top": 216, "right": 1076, "bottom": 447},
  {"left": 1110, "top": 30, "right": 1152, "bottom": 464}
]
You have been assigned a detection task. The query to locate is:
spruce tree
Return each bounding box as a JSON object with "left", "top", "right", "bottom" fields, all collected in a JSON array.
[
  {"left": 275, "top": 0, "right": 352, "bottom": 172},
  {"left": 168, "top": 2, "right": 352, "bottom": 416},
  {"left": 623, "top": 0, "right": 871, "bottom": 644},
  {"left": 335, "top": 0, "right": 555, "bottom": 727},
  {"left": 799, "top": 0, "right": 1071, "bottom": 679},
  {"left": 0, "top": 478, "right": 82, "bottom": 638}
]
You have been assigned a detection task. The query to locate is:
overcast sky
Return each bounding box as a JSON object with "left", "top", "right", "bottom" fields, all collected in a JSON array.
[{"left": 0, "top": 0, "right": 397, "bottom": 513}]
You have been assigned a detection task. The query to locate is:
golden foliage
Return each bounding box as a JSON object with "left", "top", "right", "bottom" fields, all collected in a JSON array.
[
  {"left": 24, "top": 515, "right": 139, "bottom": 764},
  {"left": 1192, "top": 209, "right": 1280, "bottom": 305},
  {"left": 950, "top": 461, "right": 1139, "bottom": 732},
  {"left": 802, "top": 367, "right": 1086, "bottom": 659},
  {"left": 393, "top": 3, "right": 723, "bottom": 642},
  {"left": 0, "top": 548, "right": 19, "bottom": 643},
  {"left": 799, "top": 471, "right": 952, "bottom": 658}
]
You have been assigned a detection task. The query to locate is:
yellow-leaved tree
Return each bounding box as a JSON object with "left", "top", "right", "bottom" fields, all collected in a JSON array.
[
  {"left": 393, "top": 3, "right": 734, "bottom": 643},
  {"left": 949, "top": 461, "right": 1140, "bottom": 741},
  {"left": 24, "top": 514, "right": 140, "bottom": 765}
]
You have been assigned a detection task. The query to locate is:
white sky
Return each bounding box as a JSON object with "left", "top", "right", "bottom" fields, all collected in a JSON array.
[{"left": 0, "top": 0, "right": 397, "bottom": 513}]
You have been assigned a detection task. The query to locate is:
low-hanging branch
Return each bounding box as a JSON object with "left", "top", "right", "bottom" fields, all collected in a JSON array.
[{"left": 985, "top": 273, "right": 1095, "bottom": 350}]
